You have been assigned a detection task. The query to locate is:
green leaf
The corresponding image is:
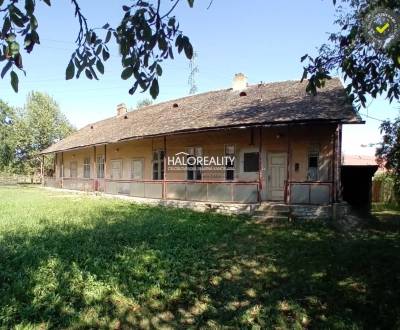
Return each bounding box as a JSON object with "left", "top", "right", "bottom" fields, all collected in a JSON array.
[
  {"left": 85, "top": 69, "right": 93, "bottom": 80},
  {"left": 43, "top": 0, "right": 51, "bottom": 6},
  {"left": 187, "top": 0, "right": 194, "bottom": 7},
  {"left": 2, "top": 17, "right": 11, "bottom": 36},
  {"left": 30, "top": 15, "right": 38, "bottom": 30},
  {"left": 156, "top": 64, "right": 162, "bottom": 76},
  {"left": 150, "top": 78, "right": 159, "bottom": 99},
  {"left": 121, "top": 67, "right": 133, "bottom": 80},
  {"left": 9, "top": 42, "right": 20, "bottom": 56},
  {"left": 1, "top": 61, "right": 12, "bottom": 78},
  {"left": 10, "top": 71, "right": 18, "bottom": 92},
  {"left": 105, "top": 30, "right": 112, "bottom": 43},
  {"left": 102, "top": 48, "right": 110, "bottom": 61},
  {"left": 66, "top": 60, "right": 75, "bottom": 80},
  {"left": 25, "top": 0, "right": 35, "bottom": 15},
  {"left": 96, "top": 60, "right": 104, "bottom": 74}
]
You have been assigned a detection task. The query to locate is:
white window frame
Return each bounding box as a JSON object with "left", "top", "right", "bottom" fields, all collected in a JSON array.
[
  {"left": 131, "top": 158, "right": 144, "bottom": 180},
  {"left": 83, "top": 157, "right": 91, "bottom": 179},
  {"left": 152, "top": 150, "right": 165, "bottom": 180},
  {"left": 96, "top": 155, "right": 105, "bottom": 179},
  {"left": 307, "top": 144, "right": 320, "bottom": 181},
  {"left": 225, "top": 144, "right": 235, "bottom": 181},
  {"left": 187, "top": 146, "right": 202, "bottom": 181},
  {"left": 70, "top": 161, "right": 78, "bottom": 178},
  {"left": 110, "top": 159, "right": 123, "bottom": 180}
]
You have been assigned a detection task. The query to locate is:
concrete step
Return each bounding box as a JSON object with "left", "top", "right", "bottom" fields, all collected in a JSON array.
[
  {"left": 253, "top": 209, "right": 290, "bottom": 216},
  {"left": 253, "top": 215, "right": 289, "bottom": 223},
  {"left": 256, "top": 203, "right": 290, "bottom": 212}
]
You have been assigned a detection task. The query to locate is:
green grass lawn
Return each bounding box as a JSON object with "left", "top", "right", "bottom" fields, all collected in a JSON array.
[{"left": 0, "top": 187, "right": 399, "bottom": 329}]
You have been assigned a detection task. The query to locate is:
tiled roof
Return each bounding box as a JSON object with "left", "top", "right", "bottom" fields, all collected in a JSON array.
[{"left": 42, "top": 78, "right": 362, "bottom": 154}]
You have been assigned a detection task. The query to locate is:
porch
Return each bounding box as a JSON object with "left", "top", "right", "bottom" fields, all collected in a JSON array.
[{"left": 42, "top": 124, "right": 341, "bottom": 207}]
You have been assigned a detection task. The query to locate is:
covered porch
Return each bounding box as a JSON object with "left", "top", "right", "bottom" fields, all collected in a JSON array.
[{"left": 42, "top": 123, "right": 341, "bottom": 206}]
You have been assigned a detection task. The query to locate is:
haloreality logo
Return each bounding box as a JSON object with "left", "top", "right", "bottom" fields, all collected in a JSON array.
[
  {"left": 167, "top": 152, "right": 235, "bottom": 171},
  {"left": 362, "top": 7, "right": 400, "bottom": 49}
]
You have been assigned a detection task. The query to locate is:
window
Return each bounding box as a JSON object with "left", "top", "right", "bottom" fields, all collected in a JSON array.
[
  {"left": 111, "top": 160, "right": 122, "bottom": 179},
  {"left": 225, "top": 145, "right": 235, "bottom": 180},
  {"left": 70, "top": 161, "right": 77, "bottom": 178},
  {"left": 83, "top": 157, "right": 91, "bottom": 178},
  {"left": 96, "top": 155, "right": 104, "bottom": 178},
  {"left": 153, "top": 150, "right": 164, "bottom": 180},
  {"left": 187, "top": 147, "right": 202, "bottom": 180},
  {"left": 244, "top": 152, "right": 259, "bottom": 172},
  {"left": 131, "top": 159, "right": 144, "bottom": 180},
  {"left": 307, "top": 144, "right": 319, "bottom": 181}
]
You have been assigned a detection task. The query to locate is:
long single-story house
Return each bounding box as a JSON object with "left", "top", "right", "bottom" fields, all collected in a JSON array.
[{"left": 41, "top": 74, "right": 363, "bottom": 215}]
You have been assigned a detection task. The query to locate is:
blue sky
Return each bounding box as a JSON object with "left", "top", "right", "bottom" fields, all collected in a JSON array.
[{"left": 0, "top": 0, "right": 398, "bottom": 156}]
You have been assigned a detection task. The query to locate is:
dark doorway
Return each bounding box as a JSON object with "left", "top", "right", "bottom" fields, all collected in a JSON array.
[{"left": 341, "top": 165, "right": 378, "bottom": 211}]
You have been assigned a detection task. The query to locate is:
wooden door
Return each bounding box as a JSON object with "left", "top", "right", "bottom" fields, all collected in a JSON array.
[{"left": 267, "top": 153, "right": 287, "bottom": 201}]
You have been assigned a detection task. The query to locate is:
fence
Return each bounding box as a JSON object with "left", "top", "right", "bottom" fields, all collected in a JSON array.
[
  {"left": 372, "top": 179, "right": 396, "bottom": 203},
  {"left": 0, "top": 174, "right": 42, "bottom": 186}
]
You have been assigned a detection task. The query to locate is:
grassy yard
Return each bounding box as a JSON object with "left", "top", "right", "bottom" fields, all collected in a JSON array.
[{"left": 0, "top": 187, "right": 399, "bottom": 329}]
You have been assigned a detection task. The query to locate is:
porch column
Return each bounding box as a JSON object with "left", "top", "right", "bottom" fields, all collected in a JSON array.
[
  {"left": 258, "top": 127, "right": 262, "bottom": 202},
  {"left": 285, "top": 125, "right": 291, "bottom": 204},
  {"left": 54, "top": 153, "right": 57, "bottom": 177},
  {"left": 163, "top": 136, "right": 167, "bottom": 199},
  {"left": 104, "top": 144, "right": 107, "bottom": 192},
  {"left": 61, "top": 152, "right": 64, "bottom": 189},
  {"left": 335, "top": 124, "right": 343, "bottom": 202},
  {"left": 93, "top": 145, "right": 97, "bottom": 191}
]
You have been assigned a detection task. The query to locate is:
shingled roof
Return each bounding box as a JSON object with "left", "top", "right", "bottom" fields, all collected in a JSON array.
[{"left": 42, "top": 78, "right": 362, "bottom": 154}]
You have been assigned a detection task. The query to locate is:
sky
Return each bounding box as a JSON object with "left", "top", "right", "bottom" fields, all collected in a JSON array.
[{"left": 0, "top": 0, "right": 398, "bottom": 156}]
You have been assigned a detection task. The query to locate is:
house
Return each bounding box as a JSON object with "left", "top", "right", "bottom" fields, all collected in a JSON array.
[{"left": 40, "top": 74, "right": 363, "bottom": 216}]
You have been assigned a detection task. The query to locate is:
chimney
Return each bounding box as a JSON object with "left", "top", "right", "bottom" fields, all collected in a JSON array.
[
  {"left": 116, "top": 103, "right": 128, "bottom": 117},
  {"left": 232, "top": 73, "right": 248, "bottom": 91}
]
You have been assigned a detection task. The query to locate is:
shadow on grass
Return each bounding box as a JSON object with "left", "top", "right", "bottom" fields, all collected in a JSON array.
[{"left": 1, "top": 203, "right": 400, "bottom": 329}]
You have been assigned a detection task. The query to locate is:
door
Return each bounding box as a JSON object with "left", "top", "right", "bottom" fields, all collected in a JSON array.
[{"left": 267, "top": 153, "right": 287, "bottom": 201}]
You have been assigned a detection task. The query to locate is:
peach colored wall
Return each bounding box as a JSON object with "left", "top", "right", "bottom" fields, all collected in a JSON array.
[{"left": 55, "top": 124, "right": 336, "bottom": 194}]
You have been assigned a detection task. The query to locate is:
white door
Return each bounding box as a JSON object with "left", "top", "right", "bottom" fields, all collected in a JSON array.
[{"left": 267, "top": 153, "right": 287, "bottom": 201}]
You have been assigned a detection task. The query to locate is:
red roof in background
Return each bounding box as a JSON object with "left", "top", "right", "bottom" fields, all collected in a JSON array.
[{"left": 343, "top": 155, "right": 385, "bottom": 172}]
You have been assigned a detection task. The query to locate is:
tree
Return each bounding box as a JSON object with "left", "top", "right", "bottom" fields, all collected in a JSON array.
[
  {"left": 0, "top": 0, "right": 195, "bottom": 99},
  {"left": 0, "top": 100, "right": 15, "bottom": 172},
  {"left": 11, "top": 92, "right": 75, "bottom": 174},
  {"left": 301, "top": 0, "right": 400, "bottom": 108},
  {"left": 376, "top": 118, "right": 400, "bottom": 200}
]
